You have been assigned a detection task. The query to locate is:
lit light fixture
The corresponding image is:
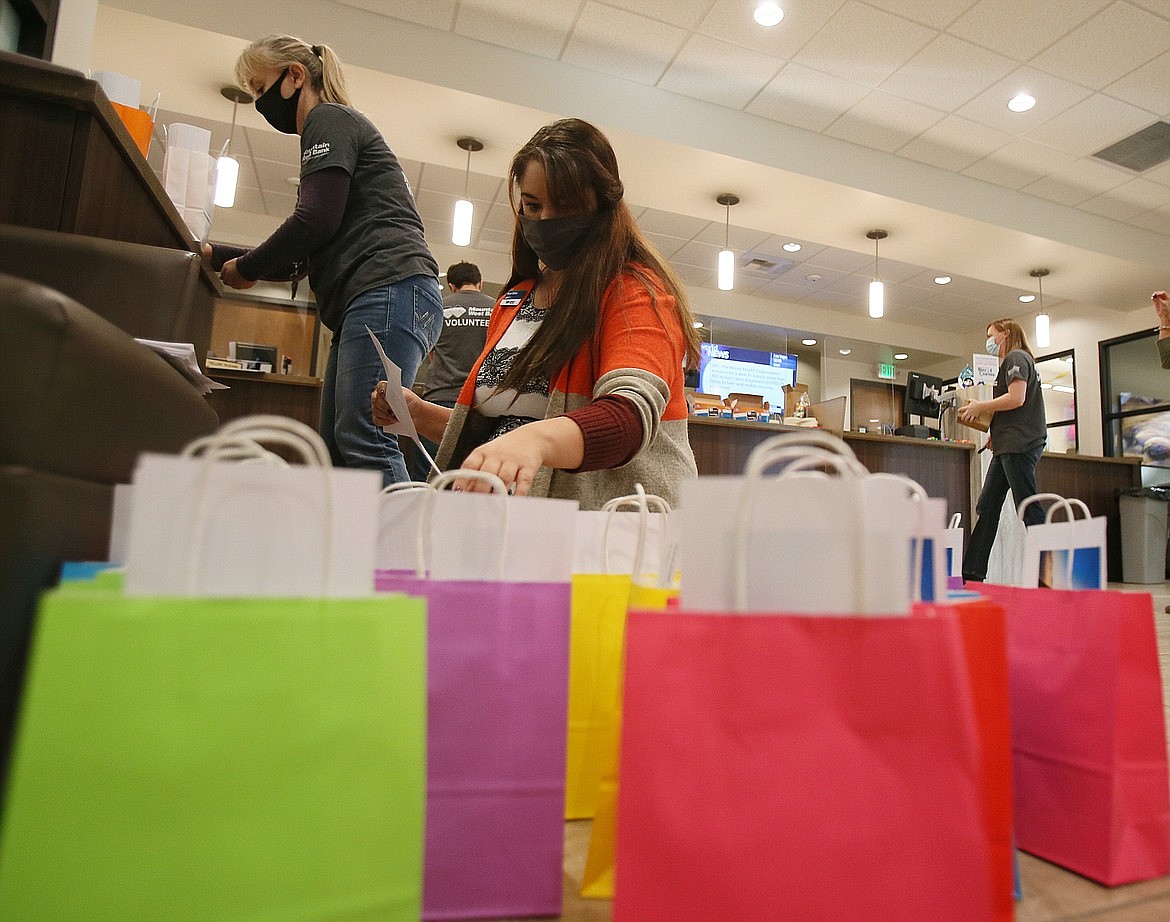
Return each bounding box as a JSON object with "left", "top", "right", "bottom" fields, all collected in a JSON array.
[
  {"left": 1018, "top": 293, "right": 1036, "bottom": 303},
  {"left": 783, "top": 241, "right": 801, "bottom": 252},
  {"left": 692, "top": 320, "right": 704, "bottom": 329},
  {"left": 716, "top": 193, "right": 739, "bottom": 291},
  {"left": 801, "top": 338, "right": 817, "bottom": 346},
  {"left": 934, "top": 275, "right": 951, "bottom": 285},
  {"left": 754, "top": 2, "right": 784, "bottom": 27},
  {"left": 839, "top": 348, "right": 852, "bottom": 356},
  {"left": 1008, "top": 93, "right": 1036, "bottom": 113},
  {"left": 1031, "top": 268, "right": 1050, "bottom": 348},
  {"left": 866, "top": 229, "right": 887, "bottom": 318},
  {"left": 452, "top": 136, "right": 483, "bottom": 247},
  {"left": 894, "top": 352, "right": 909, "bottom": 361},
  {"left": 213, "top": 86, "right": 251, "bottom": 208}
]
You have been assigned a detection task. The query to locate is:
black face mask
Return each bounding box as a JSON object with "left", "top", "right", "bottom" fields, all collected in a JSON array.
[
  {"left": 519, "top": 213, "right": 594, "bottom": 270},
  {"left": 254, "top": 68, "right": 301, "bottom": 134}
]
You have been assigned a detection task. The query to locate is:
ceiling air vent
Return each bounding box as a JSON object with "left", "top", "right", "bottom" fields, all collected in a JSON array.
[
  {"left": 1093, "top": 121, "right": 1170, "bottom": 172},
  {"left": 740, "top": 254, "right": 796, "bottom": 275}
]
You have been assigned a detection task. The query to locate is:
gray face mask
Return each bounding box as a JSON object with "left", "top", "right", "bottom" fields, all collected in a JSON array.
[
  {"left": 985, "top": 336, "right": 999, "bottom": 357},
  {"left": 519, "top": 213, "right": 594, "bottom": 270}
]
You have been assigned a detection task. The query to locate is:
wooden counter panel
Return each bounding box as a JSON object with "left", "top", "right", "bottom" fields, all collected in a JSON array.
[{"left": 207, "top": 373, "right": 322, "bottom": 432}]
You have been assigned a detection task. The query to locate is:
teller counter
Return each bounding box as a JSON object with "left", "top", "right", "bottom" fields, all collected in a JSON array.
[{"left": 687, "top": 417, "right": 1141, "bottom": 582}]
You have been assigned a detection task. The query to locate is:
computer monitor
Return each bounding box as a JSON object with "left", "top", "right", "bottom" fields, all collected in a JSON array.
[
  {"left": 229, "top": 342, "right": 279, "bottom": 368},
  {"left": 697, "top": 342, "right": 798, "bottom": 412},
  {"left": 904, "top": 371, "right": 945, "bottom": 420}
]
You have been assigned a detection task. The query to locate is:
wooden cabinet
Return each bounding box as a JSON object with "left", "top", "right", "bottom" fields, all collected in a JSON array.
[{"left": 210, "top": 295, "right": 321, "bottom": 379}]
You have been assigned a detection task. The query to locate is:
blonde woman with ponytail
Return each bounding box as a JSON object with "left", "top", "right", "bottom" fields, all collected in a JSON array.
[
  {"left": 205, "top": 35, "right": 442, "bottom": 487},
  {"left": 958, "top": 318, "right": 1048, "bottom": 582}
]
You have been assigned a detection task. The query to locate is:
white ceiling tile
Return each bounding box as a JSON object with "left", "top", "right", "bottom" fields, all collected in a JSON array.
[
  {"left": 880, "top": 34, "right": 1015, "bottom": 111},
  {"left": 638, "top": 207, "right": 710, "bottom": 239},
  {"left": 671, "top": 238, "right": 723, "bottom": 269},
  {"left": 1079, "top": 177, "right": 1170, "bottom": 221},
  {"left": 1026, "top": 94, "right": 1157, "bottom": 158},
  {"left": 1127, "top": 205, "right": 1170, "bottom": 235},
  {"left": 672, "top": 263, "right": 716, "bottom": 286},
  {"left": 962, "top": 139, "right": 1078, "bottom": 189},
  {"left": 657, "top": 33, "right": 784, "bottom": 109},
  {"left": 239, "top": 125, "right": 301, "bottom": 164},
  {"left": 746, "top": 63, "right": 869, "bottom": 132},
  {"left": 453, "top": 0, "right": 580, "bottom": 59},
  {"left": 693, "top": 219, "right": 772, "bottom": 252},
  {"left": 863, "top": 0, "right": 979, "bottom": 30},
  {"left": 898, "top": 114, "right": 1012, "bottom": 171},
  {"left": 955, "top": 67, "right": 1091, "bottom": 134},
  {"left": 792, "top": 1, "right": 935, "bottom": 85},
  {"left": 645, "top": 232, "right": 691, "bottom": 258},
  {"left": 697, "top": 0, "right": 839, "bottom": 57},
  {"left": 562, "top": 3, "right": 686, "bottom": 85},
  {"left": 336, "top": 0, "right": 457, "bottom": 30},
  {"left": 1022, "top": 157, "right": 1131, "bottom": 206},
  {"left": 1104, "top": 49, "right": 1170, "bottom": 116},
  {"left": 1030, "top": 2, "right": 1170, "bottom": 91},
  {"left": 947, "top": 0, "right": 1112, "bottom": 61},
  {"left": 824, "top": 91, "right": 944, "bottom": 152},
  {"left": 803, "top": 247, "right": 871, "bottom": 273},
  {"left": 602, "top": 0, "right": 714, "bottom": 29}
]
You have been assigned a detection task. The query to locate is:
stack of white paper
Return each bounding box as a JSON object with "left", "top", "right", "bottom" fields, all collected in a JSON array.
[{"left": 134, "top": 338, "right": 229, "bottom": 397}]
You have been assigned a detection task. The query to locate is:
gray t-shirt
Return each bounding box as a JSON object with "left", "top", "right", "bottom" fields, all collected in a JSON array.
[
  {"left": 990, "top": 348, "right": 1046, "bottom": 454},
  {"left": 422, "top": 288, "right": 494, "bottom": 404},
  {"left": 299, "top": 103, "right": 438, "bottom": 330}
]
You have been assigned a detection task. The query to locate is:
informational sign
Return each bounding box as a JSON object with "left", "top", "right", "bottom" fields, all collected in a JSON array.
[{"left": 972, "top": 352, "right": 999, "bottom": 385}]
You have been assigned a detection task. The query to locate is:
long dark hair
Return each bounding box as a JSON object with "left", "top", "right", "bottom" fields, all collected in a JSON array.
[{"left": 495, "top": 118, "right": 700, "bottom": 394}]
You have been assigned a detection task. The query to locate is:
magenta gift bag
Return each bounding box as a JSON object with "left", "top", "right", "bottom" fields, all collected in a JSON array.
[
  {"left": 376, "top": 574, "right": 571, "bottom": 920},
  {"left": 374, "top": 472, "right": 577, "bottom": 920}
]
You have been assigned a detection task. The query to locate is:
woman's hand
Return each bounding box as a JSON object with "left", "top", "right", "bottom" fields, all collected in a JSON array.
[
  {"left": 219, "top": 258, "right": 255, "bottom": 290},
  {"left": 456, "top": 416, "right": 584, "bottom": 496},
  {"left": 1153, "top": 291, "right": 1170, "bottom": 326},
  {"left": 371, "top": 381, "right": 416, "bottom": 428},
  {"left": 958, "top": 399, "right": 984, "bottom": 423}
]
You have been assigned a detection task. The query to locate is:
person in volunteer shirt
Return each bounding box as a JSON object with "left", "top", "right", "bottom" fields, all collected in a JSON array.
[
  {"left": 205, "top": 35, "right": 441, "bottom": 487},
  {"left": 958, "top": 318, "right": 1047, "bottom": 582},
  {"left": 371, "top": 117, "right": 699, "bottom": 509}
]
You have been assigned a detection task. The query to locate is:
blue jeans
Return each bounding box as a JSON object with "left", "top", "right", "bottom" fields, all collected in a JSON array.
[
  {"left": 319, "top": 276, "right": 442, "bottom": 488},
  {"left": 962, "top": 445, "right": 1046, "bottom": 581}
]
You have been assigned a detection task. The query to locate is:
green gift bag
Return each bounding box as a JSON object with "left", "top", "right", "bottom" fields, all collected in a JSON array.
[{"left": 0, "top": 587, "right": 427, "bottom": 922}]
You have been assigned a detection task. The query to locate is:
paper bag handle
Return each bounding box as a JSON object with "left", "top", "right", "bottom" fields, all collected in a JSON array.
[
  {"left": 184, "top": 415, "right": 334, "bottom": 594},
  {"left": 732, "top": 444, "right": 867, "bottom": 613},
  {"left": 181, "top": 434, "right": 289, "bottom": 467},
  {"left": 743, "top": 430, "right": 866, "bottom": 480},
  {"left": 949, "top": 512, "right": 961, "bottom": 529},
  {"left": 416, "top": 470, "right": 509, "bottom": 579},
  {"left": 600, "top": 484, "right": 674, "bottom": 586},
  {"left": 380, "top": 481, "right": 434, "bottom": 495}
]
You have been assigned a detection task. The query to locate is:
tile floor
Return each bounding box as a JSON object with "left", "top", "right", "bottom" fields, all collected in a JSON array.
[{"left": 490, "top": 581, "right": 1170, "bottom": 922}]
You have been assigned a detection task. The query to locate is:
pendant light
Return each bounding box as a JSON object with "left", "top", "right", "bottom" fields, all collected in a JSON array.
[
  {"left": 452, "top": 136, "right": 483, "bottom": 247},
  {"left": 1031, "top": 268, "right": 1050, "bottom": 348},
  {"left": 867, "top": 229, "right": 887, "bottom": 318},
  {"left": 716, "top": 193, "right": 739, "bottom": 291},
  {"left": 213, "top": 86, "right": 250, "bottom": 208}
]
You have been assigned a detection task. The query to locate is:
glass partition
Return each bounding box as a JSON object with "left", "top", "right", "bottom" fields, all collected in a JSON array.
[{"left": 1035, "top": 350, "right": 1077, "bottom": 453}]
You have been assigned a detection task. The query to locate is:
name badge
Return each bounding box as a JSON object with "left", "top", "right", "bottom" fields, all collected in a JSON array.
[{"left": 499, "top": 289, "right": 526, "bottom": 307}]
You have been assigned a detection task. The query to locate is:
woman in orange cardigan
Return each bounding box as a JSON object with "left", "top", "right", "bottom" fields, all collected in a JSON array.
[{"left": 372, "top": 118, "right": 700, "bottom": 509}]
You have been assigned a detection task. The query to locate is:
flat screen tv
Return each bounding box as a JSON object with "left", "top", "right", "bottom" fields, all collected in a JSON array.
[
  {"left": 904, "top": 371, "right": 945, "bottom": 420},
  {"left": 697, "top": 342, "right": 798, "bottom": 412}
]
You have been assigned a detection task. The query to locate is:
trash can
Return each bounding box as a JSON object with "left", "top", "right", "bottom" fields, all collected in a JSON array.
[{"left": 1118, "top": 486, "right": 1170, "bottom": 583}]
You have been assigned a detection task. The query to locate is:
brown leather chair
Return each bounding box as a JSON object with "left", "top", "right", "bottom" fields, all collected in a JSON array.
[
  {"left": 0, "top": 223, "right": 215, "bottom": 360},
  {"left": 0, "top": 273, "right": 219, "bottom": 795}
]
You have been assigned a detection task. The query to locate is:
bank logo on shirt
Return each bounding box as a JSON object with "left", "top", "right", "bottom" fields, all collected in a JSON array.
[
  {"left": 443, "top": 306, "right": 467, "bottom": 320},
  {"left": 302, "top": 142, "right": 331, "bottom": 163}
]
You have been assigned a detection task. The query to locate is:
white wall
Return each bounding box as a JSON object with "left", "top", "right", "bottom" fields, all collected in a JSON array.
[{"left": 51, "top": 0, "right": 98, "bottom": 71}]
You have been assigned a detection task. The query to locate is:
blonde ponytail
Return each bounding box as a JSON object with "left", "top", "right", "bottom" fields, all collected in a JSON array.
[{"left": 235, "top": 35, "right": 353, "bottom": 107}]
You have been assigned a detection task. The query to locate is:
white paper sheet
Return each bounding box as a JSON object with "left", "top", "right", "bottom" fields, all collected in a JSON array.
[{"left": 366, "top": 325, "right": 440, "bottom": 477}]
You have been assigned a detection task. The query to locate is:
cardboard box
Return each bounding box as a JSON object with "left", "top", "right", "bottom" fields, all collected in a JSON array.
[
  {"left": 726, "top": 392, "right": 771, "bottom": 422},
  {"left": 687, "top": 392, "right": 730, "bottom": 418},
  {"left": 783, "top": 383, "right": 810, "bottom": 418}
]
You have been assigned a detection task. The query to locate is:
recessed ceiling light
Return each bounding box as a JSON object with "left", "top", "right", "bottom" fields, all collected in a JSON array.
[
  {"left": 894, "top": 353, "right": 909, "bottom": 360},
  {"left": 806, "top": 273, "right": 822, "bottom": 282},
  {"left": 934, "top": 275, "right": 951, "bottom": 285},
  {"left": 692, "top": 320, "right": 704, "bottom": 329},
  {"left": 754, "top": 2, "right": 784, "bottom": 27},
  {"left": 783, "top": 241, "right": 801, "bottom": 252},
  {"left": 1008, "top": 93, "right": 1036, "bottom": 113},
  {"left": 839, "top": 348, "right": 852, "bottom": 356},
  {"left": 1019, "top": 293, "right": 1036, "bottom": 303},
  {"left": 801, "top": 338, "right": 817, "bottom": 346}
]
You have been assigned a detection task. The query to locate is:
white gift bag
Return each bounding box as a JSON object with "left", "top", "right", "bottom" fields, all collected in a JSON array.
[
  {"left": 162, "top": 122, "right": 215, "bottom": 241},
  {"left": 679, "top": 431, "right": 914, "bottom": 614},
  {"left": 374, "top": 481, "right": 433, "bottom": 574},
  {"left": 943, "top": 512, "right": 964, "bottom": 579},
  {"left": 124, "top": 416, "right": 380, "bottom": 597},
  {"left": 1018, "top": 493, "right": 1107, "bottom": 590},
  {"left": 573, "top": 487, "right": 676, "bottom": 586}
]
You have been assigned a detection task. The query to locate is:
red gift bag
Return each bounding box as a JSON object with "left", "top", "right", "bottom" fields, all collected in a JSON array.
[
  {"left": 980, "top": 583, "right": 1170, "bottom": 885},
  {"left": 614, "top": 602, "right": 1013, "bottom": 922}
]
